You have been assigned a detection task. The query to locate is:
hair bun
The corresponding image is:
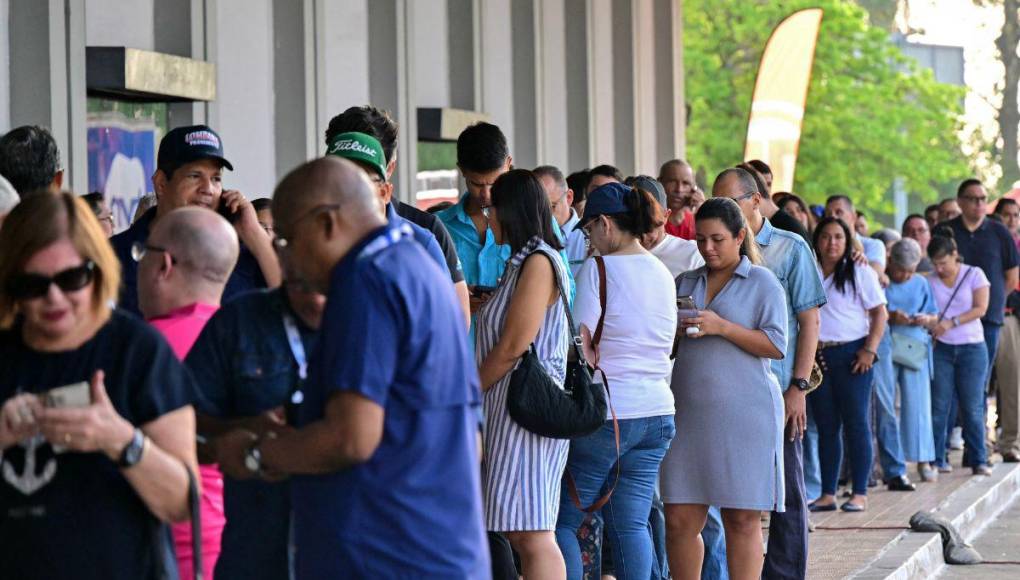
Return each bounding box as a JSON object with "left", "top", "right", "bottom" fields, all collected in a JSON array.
[{"left": 932, "top": 224, "right": 955, "bottom": 240}]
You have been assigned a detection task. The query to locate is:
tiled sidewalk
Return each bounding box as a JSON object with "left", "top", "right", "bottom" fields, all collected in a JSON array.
[{"left": 805, "top": 450, "right": 995, "bottom": 579}]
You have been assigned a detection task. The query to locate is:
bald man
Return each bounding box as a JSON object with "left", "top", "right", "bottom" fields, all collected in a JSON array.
[
  {"left": 216, "top": 157, "right": 488, "bottom": 578},
  {"left": 136, "top": 206, "right": 239, "bottom": 579}
]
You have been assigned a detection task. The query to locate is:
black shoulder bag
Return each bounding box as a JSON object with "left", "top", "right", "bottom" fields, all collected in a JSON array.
[{"left": 506, "top": 253, "right": 608, "bottom": 439}]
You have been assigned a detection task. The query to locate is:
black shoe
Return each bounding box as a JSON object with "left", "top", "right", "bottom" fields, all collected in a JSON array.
[
  {"left": 808, "top": 501, "right": 837, "bottom": 512},
  {"left": 1003, "top": 452, "right": 1020, "bottom": 463},
  {"left": 841, "top": 500, "right": 867, "bottom": 512},
  {"left": 887, "top": 475, "right": 917, "bottom": 492}
]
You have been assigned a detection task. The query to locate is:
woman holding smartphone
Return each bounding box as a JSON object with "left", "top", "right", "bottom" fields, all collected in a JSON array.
[
  {"left": 661, "top": 198, "right": 788, "bottom": 580},
  {"left": 0, "top": 192, "right": 199, "bottom": 579}
]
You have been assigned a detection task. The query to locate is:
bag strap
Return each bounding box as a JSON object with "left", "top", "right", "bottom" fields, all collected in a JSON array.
[
  {"left": 565, "top": 255, "right": 621, "bottom": 514},
  {"left": 186, "top": 463, "right": 203, "bottom": 580},
  {"left": 936, "top": 266, "right": 975, "bottom": 323}
]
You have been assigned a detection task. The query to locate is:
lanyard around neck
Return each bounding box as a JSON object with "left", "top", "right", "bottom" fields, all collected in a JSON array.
[{"left": 282, "top": 313, "right": 307, "bottom": 408}]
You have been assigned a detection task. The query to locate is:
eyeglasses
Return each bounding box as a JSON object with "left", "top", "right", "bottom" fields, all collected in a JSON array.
[
  {"left": 960, "top": 195, "right": 987, "bottom": 204},
  {"left": 734, "top": 191, "right": 757, "bottom": 202},
  {"left": 6, "top": 261, "right": 96, "bottom": 300},
  {"left": 274, "top": 204, "right": 343, "bottom": 250},
  {"left": 549, "top": 190, "right": 569, "bottom": 211},
  {"left": 131, "top": 241, "right": 176, "bottom": 263}
]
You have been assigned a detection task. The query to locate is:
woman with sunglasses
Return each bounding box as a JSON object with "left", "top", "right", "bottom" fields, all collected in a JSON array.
[{"left": 0, "top": 192, "right": 199, "bottom": 580}]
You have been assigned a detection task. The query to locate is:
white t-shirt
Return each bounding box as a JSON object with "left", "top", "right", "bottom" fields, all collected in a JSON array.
[
  {"left": 819, "top": 264, "right": 887, "bottom": 342},
  {"left": 573, "top": 253, "right": 677, "bottom": 419},
  {"left": 650, "top": 234, "right": 705, "bottom": 278}
]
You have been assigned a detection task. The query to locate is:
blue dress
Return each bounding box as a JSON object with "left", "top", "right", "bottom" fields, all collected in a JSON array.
[
  {"left": 660, "top": 257, "right": 789, "bottom": 511},
  {"left": 884, "top": 275, "right": 938, "bottom": 463}
]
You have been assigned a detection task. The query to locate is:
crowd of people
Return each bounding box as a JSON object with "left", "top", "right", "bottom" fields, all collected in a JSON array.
[{"left": 0, "top": 106, "right": 1018, "bottom": 580}]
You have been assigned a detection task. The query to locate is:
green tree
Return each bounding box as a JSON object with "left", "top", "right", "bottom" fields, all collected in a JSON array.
[{"left": 684, "top": 0, "right": 970, "bottom": 221}]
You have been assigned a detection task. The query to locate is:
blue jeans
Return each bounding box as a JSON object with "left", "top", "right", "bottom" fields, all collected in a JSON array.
[
  {"left": 932, "top": 342, "right": 988, "bottom": 467},
  {"left": 874, "top": 332, "right": 906, "bottom": 479},
  {"left": 556, "top": 416, "right": 676, "bottom": 580},
  {"left": 809, "top": 339, "right": 875, "bottom": 496},
  {"left": 803, "top": 413, "right": 821, "bottom": 502},
  {"left": 700, "top": 508, "right": 728, "bottom": 580}
]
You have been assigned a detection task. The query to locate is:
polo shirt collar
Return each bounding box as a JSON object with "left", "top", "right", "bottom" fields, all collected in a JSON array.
[
  {"left": 562, "top": 209, "right": 580, "bottom": 234},
  {"left": 450, "top": 192, "right": 474, "bottom": 226},
  {"left": 734, "top": 255, "right": 753, "bottom": 278},
  {"left": 755, "top": 217, "right": 775, "bottom": 247}
]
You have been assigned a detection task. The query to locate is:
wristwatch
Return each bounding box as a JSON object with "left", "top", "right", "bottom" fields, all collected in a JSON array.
[
  {"left": 244, "top": 442, "right": 263, "bottom": 475},
  {"left": 790, "top": 378, "right": 810, "bottom": 392},
  {"left": 117, "top": 428, "right": 146, "bottom": 468},
  {"left": 952, "top": 316, "right": 961, "bottom": 327}
]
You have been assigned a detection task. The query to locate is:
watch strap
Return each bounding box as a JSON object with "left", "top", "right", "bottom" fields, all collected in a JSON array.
[{"left": 117, "top": 428, "right": 145, "bottom": 468}]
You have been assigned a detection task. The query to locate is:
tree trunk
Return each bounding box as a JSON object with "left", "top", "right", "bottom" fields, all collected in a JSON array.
[{"left": 997, "top": 0, "right": 1020, "bottom": 189}]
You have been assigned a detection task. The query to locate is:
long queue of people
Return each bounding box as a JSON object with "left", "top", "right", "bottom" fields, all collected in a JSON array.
[{"left": 0, "top": 111, "right": 1017, "bottom": 580}]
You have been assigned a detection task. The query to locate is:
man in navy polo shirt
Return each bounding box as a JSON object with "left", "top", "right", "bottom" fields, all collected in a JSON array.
[
  {"left": 216, "top": 156, "right": 489, "bottom": 579},
  {"left": 110, "top": 125, "right": 281, "bottom": 315},
  {"left": 948, "top": 178, "right": 1020, "bottom": 382}
]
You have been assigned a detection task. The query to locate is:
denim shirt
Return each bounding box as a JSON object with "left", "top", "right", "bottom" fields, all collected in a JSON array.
[
  {"left": 184, "top": 288, "right": 318, "bottom": 580},
  {"left": 756, "top": 218, "right": 827, "bottom": 390},
  {"left": 437, "top": 192, "right": 575, "bottom": 298}
]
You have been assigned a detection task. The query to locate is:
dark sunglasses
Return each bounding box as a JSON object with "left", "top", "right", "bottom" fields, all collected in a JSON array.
[{"left": 6, "top": 261, "right": 96, "bottom": 300}]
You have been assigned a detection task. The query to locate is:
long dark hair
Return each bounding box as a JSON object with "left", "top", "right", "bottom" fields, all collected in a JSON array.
[
  {"left": 491, "top": 169, "right": 564, "bottom": 252},
  {"left": 694, "top": 197, "right": 762, "bottom": 264},
  {"left": 813, "top": 216, "right": 857, "bottom": 294},
  {"left": 606, "top": 186, "right": 662, "bottom": 236}
]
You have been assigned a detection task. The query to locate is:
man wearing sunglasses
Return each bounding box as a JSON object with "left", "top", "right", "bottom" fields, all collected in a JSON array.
[{"left": 110, "top": 125, "right": 281, "bottom": 316}]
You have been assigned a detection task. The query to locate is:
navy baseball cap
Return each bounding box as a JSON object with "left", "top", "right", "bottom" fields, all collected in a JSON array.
[
  {"left": 157, "top": 125, "right": 233, "bottom": 175},
  {"left": 581, "top": 181, "right": 632, "bottom": 227}
]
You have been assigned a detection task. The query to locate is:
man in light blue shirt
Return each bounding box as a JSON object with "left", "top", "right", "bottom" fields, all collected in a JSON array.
[
  {"left": 707, "top": 168, "right": 826, "bottom": 580},
  {"left": 535, "top": 165, "right": 587, "bottom": 277},
  {"left": 438, "top": 123, "right": 573, "bottom": 302}
]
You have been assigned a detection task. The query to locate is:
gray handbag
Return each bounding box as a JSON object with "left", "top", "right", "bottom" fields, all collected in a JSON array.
[{"left": 891, "top": 333, "right": 927, "bottom": 371}]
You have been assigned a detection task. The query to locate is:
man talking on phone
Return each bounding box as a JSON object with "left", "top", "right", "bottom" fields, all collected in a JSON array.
[{"left": 111, "top": 125, "right": 282, "bottom": 315}]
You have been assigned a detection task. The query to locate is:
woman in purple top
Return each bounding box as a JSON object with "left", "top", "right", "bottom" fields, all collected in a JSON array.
[{"left": 925, "top": 229, "right": 992, "bottom": 476}]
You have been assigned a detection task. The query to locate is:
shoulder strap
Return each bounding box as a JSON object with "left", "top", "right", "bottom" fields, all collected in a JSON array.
[
  {"left": 186, "top": 463, "right": 203, "bottom": 580},
  {"left": 591, "top": 256, "right": 608, "bottom": 350},
  {"left": 937, "top": 266, "right": 975, "bottom": 323}
]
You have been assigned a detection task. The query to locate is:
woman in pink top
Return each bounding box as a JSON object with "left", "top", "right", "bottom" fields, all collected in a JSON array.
[{"left": 925, "top": 229, "right": 992, "bottom": 476}]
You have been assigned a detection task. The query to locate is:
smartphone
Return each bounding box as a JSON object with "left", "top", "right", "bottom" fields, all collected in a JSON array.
[
  {"left": 217, "top": 197, "right": 240, "bottom": 223},
  {"left": 45, "top": 382, "right": 91, "bottom": 408},
  {"left": 677, "top": 296, "right": 700, "bottom": 335}
]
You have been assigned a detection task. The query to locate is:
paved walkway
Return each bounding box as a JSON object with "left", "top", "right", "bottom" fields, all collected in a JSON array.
[{"left": 804, "top": 450, "right": 996, "bottom": 579}]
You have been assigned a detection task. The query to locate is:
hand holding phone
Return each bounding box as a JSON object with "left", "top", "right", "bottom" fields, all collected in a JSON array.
[{"left": 677, "top": 296, "right": 700, "bottom": 336}]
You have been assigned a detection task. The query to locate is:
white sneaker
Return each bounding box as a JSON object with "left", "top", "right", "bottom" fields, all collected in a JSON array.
[{"left": 949, "top": 427, "right": 964, "bottom": 450}]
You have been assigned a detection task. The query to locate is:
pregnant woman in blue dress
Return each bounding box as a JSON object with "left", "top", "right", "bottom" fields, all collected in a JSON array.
[{"left": 661, "top": 198, "right": 788, "bottom": 580}]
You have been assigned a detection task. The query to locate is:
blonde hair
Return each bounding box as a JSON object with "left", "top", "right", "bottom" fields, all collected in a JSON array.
[{"left": 0, "top": 191, "right": 120, "bottom": 329}]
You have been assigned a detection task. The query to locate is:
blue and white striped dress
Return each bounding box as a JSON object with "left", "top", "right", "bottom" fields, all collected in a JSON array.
[{"left": 477, "top": 237, "right": 571, "bottom": 532}]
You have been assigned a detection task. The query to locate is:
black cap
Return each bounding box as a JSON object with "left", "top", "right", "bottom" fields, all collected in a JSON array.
[{"left": 157, "top": 125, "right": 233, "bottom": 176}]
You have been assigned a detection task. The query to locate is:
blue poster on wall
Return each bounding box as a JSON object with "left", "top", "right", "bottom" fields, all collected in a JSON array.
[{"left": 87, "top": 121, "right": 156, "bottom": 234}]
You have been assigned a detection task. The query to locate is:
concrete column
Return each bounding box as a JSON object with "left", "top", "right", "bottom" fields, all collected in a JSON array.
[
  {"left": 511, "top": 0, "right": 536, "bottom": 168},
  {"left": 414, "top": 0, "right": 451, "bottom": 108},
  {"left": 564, "top": 0, "right": 590, "bottom": 172},
  {"left": 588, "top": 0, "right": 614, "bottom": 169},
  {"left": 475, "top": 0, "right": 514, "bottom": 148},
  {"left": 0, "top": 0, "right": 10, "bottom": 132},
  {"left": 273, "top": 0, "right": 311, "bottom": 179},
  {"left": 85, "top": 0, "right": 153, "bottom": 49},
  {"left": 312, "top": 0, "right": 370, "bottom": 151},
  {"left": 533, "top": 0, "right": 569, "bottom": 170},
  {"left": 208, "top": 0, "right": 277, "bottom": 197},
  {"left": 368, "top": 0, "right": 417, "bottom": 202},
  {"left": 632, "top": 0, "right": 657, "bottom": 176},
  {"left": 611, "top": 0, "right": 634, "bottom": 175},
  {"left": 447, "top": 0, "right": 475, "bottom": 110},
  {"left": 654, "top": 0, "right": 685, "bottom": 164},
  {"left": 8, "top": 0, "right": 88, "bottom": 192}
]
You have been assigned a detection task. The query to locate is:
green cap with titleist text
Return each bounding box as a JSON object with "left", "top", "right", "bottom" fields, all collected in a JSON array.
[{"left": 326, "top": 132, "right": 387, "bottom": 182}]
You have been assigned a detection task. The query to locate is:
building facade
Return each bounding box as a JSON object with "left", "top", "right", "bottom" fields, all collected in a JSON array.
[{"left": 0, "top": 0, "right": 685, "bottom": 221}]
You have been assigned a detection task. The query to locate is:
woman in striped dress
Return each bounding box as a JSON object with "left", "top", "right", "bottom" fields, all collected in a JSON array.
[{"left": 477, "top": 169, "right": 571, "bottom": 579}]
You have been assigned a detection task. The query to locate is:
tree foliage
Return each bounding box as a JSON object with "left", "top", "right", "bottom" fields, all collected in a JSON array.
[{"left": 684, "top": 0, "right": 970, "bottom": 220}]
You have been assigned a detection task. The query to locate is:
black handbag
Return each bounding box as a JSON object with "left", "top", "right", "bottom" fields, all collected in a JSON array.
[{"left": 506, "top": 254, "right": 608, "bottom": 440}]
